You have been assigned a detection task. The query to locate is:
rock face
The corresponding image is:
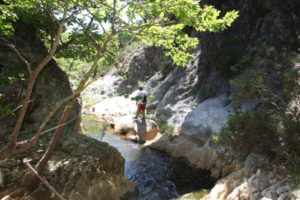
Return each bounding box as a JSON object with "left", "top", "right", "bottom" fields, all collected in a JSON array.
[
  {"left": 149, "top": 0, "right": 299, "bottom": 141},
  {"left": 48, "top": 132, "right": 136, "bottom": 200},
  {"left": 0, "top": 132, "right": 136, "bottom": 200},
  {"left": 0, "top": 22, "right": 81, "bottom": 144},
  {"left": 85, "top": 0, "right": 299, "bottom": 199},
  {"left": 201, "top": 153, "right": 293, "bottom": 200},
  {"left": 116, "top": 45, "right": 174, "bottom": 95}
]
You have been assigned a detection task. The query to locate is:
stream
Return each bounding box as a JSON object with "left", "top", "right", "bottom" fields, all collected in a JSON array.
[{"left": 83, "top": 115, "right": 215, "bottom": 200}]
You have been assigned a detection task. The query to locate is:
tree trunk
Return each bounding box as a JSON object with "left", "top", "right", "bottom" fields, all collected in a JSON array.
[
  {"left": 32, "top": 33, "right": 115, "bottom": 171},
  {"left": 35, "top": 98, "right": 77, "bottom": 172},
  {"left": 0, "top": 92, "right": 80, "bottom": 160},
  {"left": 8, "top": 1, "right": 70, "bottom": 146}
]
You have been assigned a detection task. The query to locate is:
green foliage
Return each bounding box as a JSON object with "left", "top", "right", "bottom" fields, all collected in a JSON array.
[
  {"left": 15, "top": 5, "right": 59, "bottom": 38},
  {"left": 0, "top": 64, "right": 26, "bottom": 86},
  {"left": 0, "top": 2, "right": 16, "bottom": 35},
  {"left": 1, "top": 0, "right": 239, "bottom": 72},
  {"left": 156, "top": 113, "right": 174, "bottom": 136},
  {"left": 217, "top": 110, "right": 279, "bottom": 154},
  {"left": 217, "top": 105, "right": 300, "bottom": 161},
  {"left": 147, "top": 93, "right": 156, "bottom": 104},
  {"left": 137, "top": 2, "right": 239, "bottom": 66},
  {"left": 0, "top": 103, "right": 13, "bottom": 118},
  {"left": 0, "top": 0, "right": 67, "bottom": 36},
  {"left": 116, "top": 71, "right": 129, "bottom": 79},
  {"left": 124, "top": 0, "right": 239, "bottom": 66},
  {"left": 56, "top": 58, "right": 90, "bottom": 81},
  {"left": 0, "top": 73, "right": 24, "bottom": 85},
  {"left": 231, "top": 44, "right": 298, "bottom": 107}
]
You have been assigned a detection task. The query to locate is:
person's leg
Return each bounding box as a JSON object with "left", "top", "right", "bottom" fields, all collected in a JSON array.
[
  {"left": 141, "top": 104, "right": 146, "bottom": 119},
  {"left": 134, "top": 104, "right": 140, "bottom": 118},
  {"left": 134, "top": 110, "right": 139, "bottom": 118}
]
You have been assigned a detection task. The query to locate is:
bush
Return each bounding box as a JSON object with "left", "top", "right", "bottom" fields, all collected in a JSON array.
[
  {"left": 231, "top": 44, "right": 298, "bottom": 107},
  {"left": 218, "top": 110, "right": 279, "bottom": 155},
  {"left": 156, "top": 113, "right": 174, "bottom": 136}
]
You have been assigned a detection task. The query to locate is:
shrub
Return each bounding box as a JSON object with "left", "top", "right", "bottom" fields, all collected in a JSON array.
[
  {"left": 147, "top": 93, "right": 156, "bottom": 104},
  {"left": 231, "top": 44, "right": 298, "bottom": 108},
  {"left": 156, "top": 113, "right": 174, "bottom": 136},
  {"left": 218, "top": 110, "right": 279, "bottom": 155}
]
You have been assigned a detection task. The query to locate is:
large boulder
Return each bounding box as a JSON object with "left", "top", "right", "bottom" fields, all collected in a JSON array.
[
  {"left": 0, "top": 22, "right": 81, "bottom": 145},
  {"left": 0, "top": 131, "right": 136, "bottom": 200},
  {"left": 114, "top": 115, "right": 158, "bottom": 141},
  {"left": 150, "top": 134, "right": 218, "bottom": 171}
]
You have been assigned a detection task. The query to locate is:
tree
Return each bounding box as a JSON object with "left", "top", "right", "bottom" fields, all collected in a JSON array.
[
  {"left": 0, "top": 0, "right": 238, "bottom": 171},
  {"left": 0, "top": 1, "right": 73, "bottom": 163}
]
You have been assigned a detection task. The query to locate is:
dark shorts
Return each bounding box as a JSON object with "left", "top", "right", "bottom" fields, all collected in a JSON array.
[{"left": 138, "top": 103, "right": 146, "bottom": 111}]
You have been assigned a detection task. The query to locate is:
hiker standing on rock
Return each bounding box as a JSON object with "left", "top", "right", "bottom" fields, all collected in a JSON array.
[{"left": 133, "top": 87, "right": 147, "bottom": 119}]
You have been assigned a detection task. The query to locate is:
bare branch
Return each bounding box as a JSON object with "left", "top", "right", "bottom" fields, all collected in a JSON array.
[
  {"left": 36, "top": 92, "right": 80, "bottom": 135},
  {"left": 24, "top": 162, "right": 67, "bottom": 200},
  {"left": 8, "top": 0, "right": 71, "bottom": 146},
  {"left": 112, "top": 0, "right": 117, "bottom": 33},
  {"left": 0, "top": 39, "right": 31, "bottom": 74},
  {"left": 99, "top": 22, "right": 107, "bottom": 35},
  {"left": 40, "top": 116, "right": 79, "bottom": 136},
  {"left": 0, "top": 115, "right": 79, "bottom": 160},
  {"left": 56, "top": 37, "right": 76, "bottom": 53}
]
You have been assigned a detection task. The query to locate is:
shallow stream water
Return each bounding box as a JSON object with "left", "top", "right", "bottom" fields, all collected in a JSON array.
[{"left": 83, "top": 115, "right": 215, "bottom": 200}]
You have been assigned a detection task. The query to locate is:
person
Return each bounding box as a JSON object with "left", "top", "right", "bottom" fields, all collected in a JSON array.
[{"left": 134, "top": 87, "right": 147, "bottom": 119}]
